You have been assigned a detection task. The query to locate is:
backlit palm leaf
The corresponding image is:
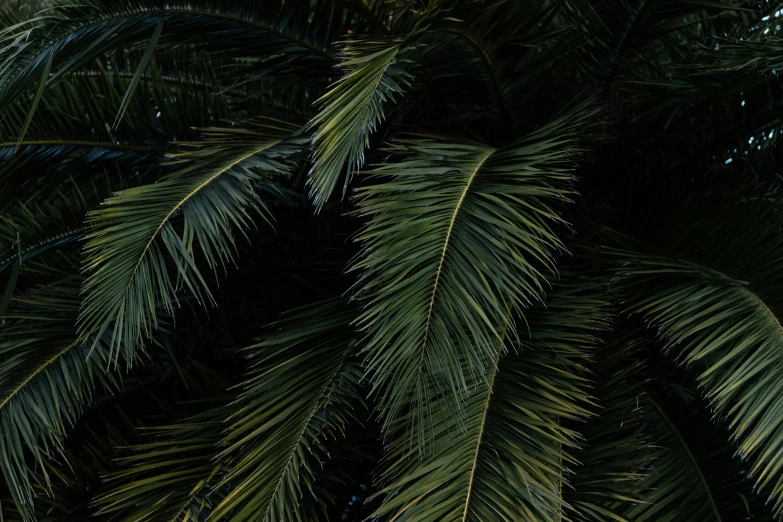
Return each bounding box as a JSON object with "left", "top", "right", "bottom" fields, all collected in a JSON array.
[{"left": 308, "top": 33, "right": 421, "bottom": 209}]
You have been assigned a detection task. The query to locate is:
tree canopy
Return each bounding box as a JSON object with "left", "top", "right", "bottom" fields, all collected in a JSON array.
[{"left": 1, "top": 0, "right": 783, "bottom": 520}]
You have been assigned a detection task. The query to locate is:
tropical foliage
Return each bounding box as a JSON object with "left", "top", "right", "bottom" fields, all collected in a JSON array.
[{"left": 2, "top": 0, "right": 783, "bottom": 520}]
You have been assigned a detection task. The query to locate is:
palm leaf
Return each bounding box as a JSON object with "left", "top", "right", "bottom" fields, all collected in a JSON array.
[
  {"left": 0, "top": 1, "right": 340, "bottom": 128},
  {"left": 78, "top": 119, "right": 306, "bottom": 358},
  {"left": 96, "top": 404, "right": 230, "bottom": 522},
  {"left": 209, "top": 298, "right": 362, "bottom": 522},
  {"left": 97, "top": 298, "right": 363, "bottom": 522},
  {"left": 352, "top": 106, "right": 592, "bottom": 436},
  {"left": 564, "top": 334, "right": 651, "bottom": 522},
  {"left": 371, "top": 282, "right": 607, "bottom": 521},
  {"left": 607, "top": 194, "right": 783, "bottom": 516},
  {"left": 0, "top": 280, "right": 142, "bottom": 521},
  {"left": 307, "top": 32, "right": 422, "bottom": 209},
  {"left": 621, "top": 394, "right": 724, "bottom": 521}
]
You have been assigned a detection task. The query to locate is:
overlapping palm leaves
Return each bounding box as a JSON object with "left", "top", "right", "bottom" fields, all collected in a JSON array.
[
  {"left": 607, "top": 193, "right": 783, "bottom": 516},
  {"left": 372, "top": 283, "right": 606, "bottom": 522},
  {"left": 0, "top": 280, "right": 144, "bottom": 521},
  {"left": 4, "top": 0, "right": 783, "bottom": 521},
  {"left": 96, "top": 298, "right": 362, "bottom": 522},
  {"left": 351, "top": 107, "right": 590, "bottom": 437}
]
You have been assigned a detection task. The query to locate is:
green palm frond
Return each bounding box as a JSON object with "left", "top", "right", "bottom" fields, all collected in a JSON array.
[
  {"left": 613, "top": 250, "right": 783, "bottom": 514},
  {"left": 97, "top": 404, "right": 229, "bottom": 522},
  {"left": 0, "top": 57, "right": 243, "bottom": 209},
  {"left": 621, "top": 394, "right": 724, "bottom": 521},
  {"left": 209, "top": 298, "right": 362, "bottom": 522},
  {"left": 98, "top": 298, "right": 363, "bottom": 522},
  {"left": 0, "top": 199, "right": 90, "bottom": 276},
  {"left": 79, "top": 119, "right": 306, "bottom": 358},
  {"left": 5, "top": 0, "right": 783, "bottom": 519},
  {"left": 352, "top": 106, "right": 592, "bottom": 436},
  {"left": 0, "top": 408, "right": 136, "bottom": 522},
  {"left": 307, "top": 32, "right": 422, "bottom": 209},
  {"left": 565, "top": 334, "right": 651, "bottom": 522},
  {"left": 0, "top": 1, "right": 340, "bottom": 126},
  {"left": 606, "top": 195, "right": 783, "bottom": 516},
  {"left": 0, "top": 280, "right": 143, "bottom": 521},
  {"left": 371, "top": 282, "right": 607, "bottom": 521}
]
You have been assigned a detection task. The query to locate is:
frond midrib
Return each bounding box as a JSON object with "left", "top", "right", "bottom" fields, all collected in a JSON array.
[
  {"left": 741, "top": 285, "right": 783, "bottom": 340},
  {"left": 0, "top": 337, "right": 82, "bottom": 411},
  {"left": 117, "top": 139, "right": 284, "bottom": 323},
  {"left": 420, "top": 147, "right": 496, "bottom": 354},
  {"left": 461, "top": 344, "right": 504, "bottom": 522}
]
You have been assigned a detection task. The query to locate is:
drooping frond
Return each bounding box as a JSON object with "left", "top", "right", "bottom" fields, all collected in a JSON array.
[
  {"left": 79, "top": 119, "right": 306, "bottom": 359},
  {"left": 307, "top": 32, "right": 421, "bottom": 209},
  {"left": 607, "top": 194, "right": 783, "bottom": 516},
  {"left": 96, "top": 403, "right": 230, "bottom": 522},
  {"left": 371, "top": 282, "right": 607, "bottom": 521},
  {"left": 97, "top": 298, "right": 363, "bottom": 522},
  {"left": 0, "top": 280, "right": 142, "bottom": 521},
  {"left": 209, "top": 298, "right": 362, "bottom": 522},
  {"left": 352, "top": 105, "right": 592, "bottom": 436}
]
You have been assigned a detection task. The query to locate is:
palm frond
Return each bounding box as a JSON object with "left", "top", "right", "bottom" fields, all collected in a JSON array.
[
  {"left": 96, "top": 404, "right": 230, "bottom": 522},
  {"left": 0, "top": 407, "right": 136, "bottom": 522},
  {"left": 621, "top": 394, "right": 724, "bottom": 521},
  {"left": 79, "top": 119, "right": 306, "bottom": 359},
  {"left": 352, "top": 106, "right": 592, "bottom": 436},
  {"left": 307, "top": 31, "right": 423, "bottom": 209},
  {"left": 607, "top": 194, "right": 783, "bottom": 516},
  {"left": 371, "top": 281, "right": 607, "bottom": 521},
  {"left": 0, "top": 1, "right": 341, "bottom": 129},
  {"left": 209, "top": 298, "right": 362, "bottom": 522},
  {"left": 565, "top": 334, "right": 651, "bottom": 522},
  {"left": 98, "top": 298, "right": 363, "bottom": 522},
  {"left": 0, "top": 280, "right": 143, "bottom": 521}
]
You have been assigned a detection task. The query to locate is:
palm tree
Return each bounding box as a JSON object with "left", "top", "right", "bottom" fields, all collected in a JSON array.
[{"left": 1, "top": 0, "right": 783, "bottom": 519}]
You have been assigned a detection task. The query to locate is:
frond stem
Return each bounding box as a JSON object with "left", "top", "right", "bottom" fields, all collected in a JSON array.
[
  {"left": 421, "top": 148, "right": 495, "bottom": 351},
  {"left": 461, "top": 337, "right": 505, "bottom": 521}
]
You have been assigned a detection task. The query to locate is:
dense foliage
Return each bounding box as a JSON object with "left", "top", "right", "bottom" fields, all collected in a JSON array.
[{"left": 1, "top": 0, "right": 783, "bottom": 520}]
